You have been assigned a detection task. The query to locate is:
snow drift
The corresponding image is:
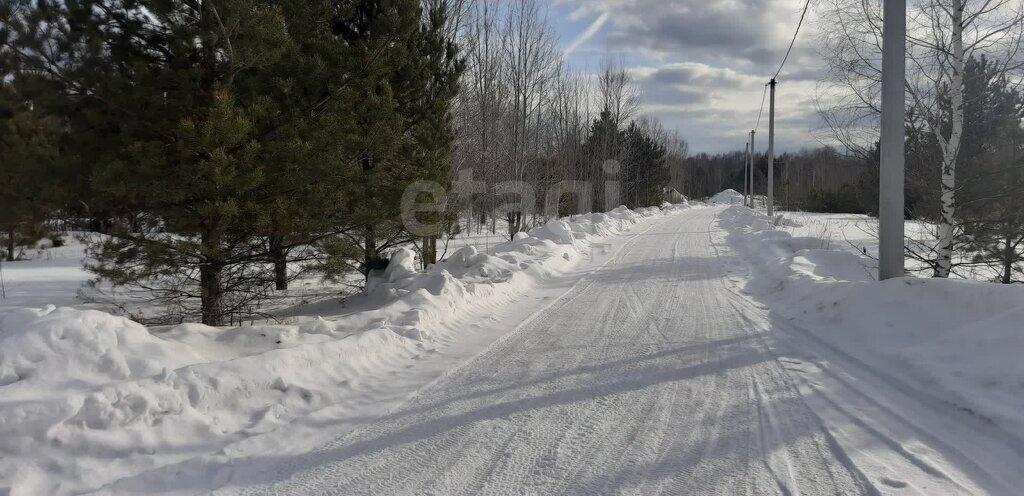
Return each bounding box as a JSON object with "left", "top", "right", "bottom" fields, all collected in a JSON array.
[
  {"left": 0, "top": 204, "right": 685, "bottom": 495},
  {"left": 709, "top": 189, "right": 744, "bottom": 205},
  {"left": 718, "top": 205, "right": 1024, "bottom": 442}
]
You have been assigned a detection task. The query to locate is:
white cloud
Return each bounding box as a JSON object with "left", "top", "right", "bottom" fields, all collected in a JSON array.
[{"left": 558, "top": 0, "right": 826, "bottom": 152}]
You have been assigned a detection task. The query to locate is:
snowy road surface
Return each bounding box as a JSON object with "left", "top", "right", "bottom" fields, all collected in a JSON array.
[{"left": 217, "top": 207, "right": 995, "bottom": 495}]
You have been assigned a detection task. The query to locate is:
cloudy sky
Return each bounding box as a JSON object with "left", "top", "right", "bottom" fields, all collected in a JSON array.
[{"left": 549, "top": 0, "right": 826, "bottom": 154}]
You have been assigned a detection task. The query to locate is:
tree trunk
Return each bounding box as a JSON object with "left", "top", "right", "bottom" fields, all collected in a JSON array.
[
  {"left": 934, "top": 0, "right": 965, "bottom": 278},
  {"left": 422, "top": 236, "right": 437, "bottom": 266},
  {"left": 5, "top": 228, "right": 14, "bottom": 262},
  {"left": 935, "top": 157, "right": 957, "bottom": 277},
  {"left": 269, "top": 236, "right": 288, "bottom": 291},
  {"left": 200, "top": 262, "right": 225, "bottom": 326},
  {"left": 364, "top": 227, "right": 378, "bottom": 281},
  {"left": 199, "top": 230, "right": 227, "bottom": 326},
  {"left": 1003, "top": 235, "right": 1014, "bottom": 284}
]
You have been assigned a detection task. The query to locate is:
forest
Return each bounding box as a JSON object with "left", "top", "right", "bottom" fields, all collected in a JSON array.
[{"left": 0, "top": 0, "right": 685, "bottom": 325}]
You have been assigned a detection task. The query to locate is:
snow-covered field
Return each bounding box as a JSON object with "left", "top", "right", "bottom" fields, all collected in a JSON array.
[
  {"left": 0, "top": 234, "right": 357, "bottom": 325},
  {"left": 0, "top": 237, "right": 96, "bottom": 317},
  {"left": 0, "top": 205, "right": 683, "bottom": 495}
]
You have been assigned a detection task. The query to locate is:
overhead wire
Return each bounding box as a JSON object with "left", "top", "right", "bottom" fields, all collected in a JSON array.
[
  {"left": 753, "top": 84, "right": 768, "bottom": 132},
  {"left": 752, "top": 0, "right": 812, "bottom": 134},
  {"left": 774, "top": 0, "right": 812, "bottom": 80}
]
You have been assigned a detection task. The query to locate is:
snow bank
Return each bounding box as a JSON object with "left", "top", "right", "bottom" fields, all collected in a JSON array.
[
  {"left": 710, "top": 189, "right": 744, "bottom": 205},
  {"left": 0, "top": 306, "right": 203, "bottom": 391},
  {"left": 0, "top": 203, "right": 685, "bottom": 495},
  {"left": 718, "top": 205, "right": 1024, "bottom": 440}
]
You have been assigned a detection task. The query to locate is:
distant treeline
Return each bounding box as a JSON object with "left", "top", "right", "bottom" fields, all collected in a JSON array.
[{"left": 673, "top": 147, "right": 878, "bottom": 215}]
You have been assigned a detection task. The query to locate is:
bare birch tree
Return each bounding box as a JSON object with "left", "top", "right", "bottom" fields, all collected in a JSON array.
[
  {"left": 599, "top": 58, "right": 642, "bottom": 130},
  {"left": 500, "top": 0, "right": 559, "bottom": 234},
  {"left": 817, "top": 0, "right": 1024, "bottom": 277}
]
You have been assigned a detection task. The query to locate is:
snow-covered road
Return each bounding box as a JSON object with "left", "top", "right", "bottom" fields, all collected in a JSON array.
[{"left": 219, "top": 207, "right": 877, "bottom": 495}]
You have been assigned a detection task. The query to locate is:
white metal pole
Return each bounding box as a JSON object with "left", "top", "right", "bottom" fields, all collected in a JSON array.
[
  {"left": 749, "top": 130, "right": 755, "bottom": 207},
  {"left": 767, "top": 79, "right": 776, "bottom": 217},
  {"left": 879, "top": 0, "right": 906, "bottom": 280}
]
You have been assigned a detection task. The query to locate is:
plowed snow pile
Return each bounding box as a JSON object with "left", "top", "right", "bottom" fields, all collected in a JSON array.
[
  {"left": 710, "top": 189, "right": 744, "bottom": 204},
  {"left": 718, "top": 205, "right": 1024, "bottom": 441},
  {"left": 0, "top": 204, "right": 686, "bottom": 495}
]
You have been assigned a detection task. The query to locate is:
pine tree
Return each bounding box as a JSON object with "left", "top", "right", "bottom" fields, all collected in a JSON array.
[
  {"left": 0, "top": 83, "right": 60, "bottom": 261},
  {"left": 622, "top": 122, "right": 668, "bottom": 208},
  {"left": 235, "top": 0, "right": 369, "bottom": 291},
  {"left": 7, "top": 0, "right": 300, "bottom": 325},
  {"left": 584, "top": 109, "right": 623, "bottom": 211},
  {"left": 955, "top": 56, "right": 1024, "bottom": 283},
  {"left": 403, "top": 3, "right": 465, "bottom": 265},
  {"left": 4, "top": 0, "right": 466, "bottom": 321},
  {"left": 963, "top": 120, "right": 1024, "bottom": 283},
  {"left": 331, "top": 0, "right": 463, "bottom": 275}
]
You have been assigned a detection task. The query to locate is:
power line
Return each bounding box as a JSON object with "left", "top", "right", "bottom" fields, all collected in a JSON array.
[
  {"left": 753, "top": 0, "right": 811, "bottom": 144},
  {"left": 750, "top": 0, "right": 811, "bottom": 192},
  {"left": 753, "top": 84, "right": 768, "bottom": 132},
  {"left": 774, "top": 0, "right": 812, "bottom": 80}
]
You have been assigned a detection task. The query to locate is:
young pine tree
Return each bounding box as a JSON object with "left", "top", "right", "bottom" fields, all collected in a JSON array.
[
  {"left": 403, "top": 3, "right": 465, "bottom": 265},
  {"left": 0, "top": 83, "right": 60, "bottom": 261},
  {"left": 949, "top": 56, "right": 1024, "bottom": 282},
  {"left": 9, "top": 0, "right": 293, "bottom": 325},
  {"left": 622, "top": 122, "right": 669, "bottom": 208},
  {"left": 333, "top": 0, "right": 463, "bottom": 276}
]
